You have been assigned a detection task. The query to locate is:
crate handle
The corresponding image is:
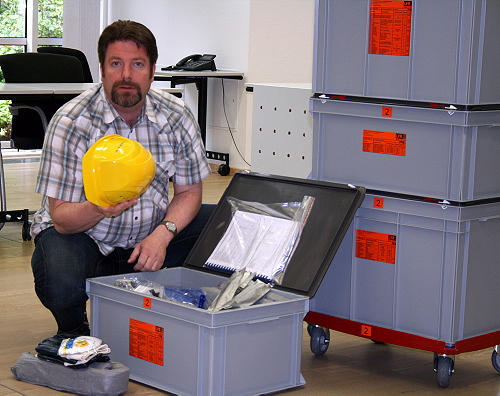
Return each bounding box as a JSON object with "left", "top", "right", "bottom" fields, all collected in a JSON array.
[{"left": 247, "top": 316, "right": 282, "bottom": 325}]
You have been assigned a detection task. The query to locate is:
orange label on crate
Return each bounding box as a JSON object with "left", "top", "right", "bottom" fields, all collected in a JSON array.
[
  {"left": 129, "top": 318, "right": 164, "bottom": 366},
  {"left": 143, "top": 297, "right": 152, "bottom": 309},
  {"left": 373, "top": 197, "right": 384, "bottom": 208},
  {"left": 382, "top": 106, "right": 393, "bottom": 117},
  {"left": 356, "top": 229, "right": 396, "bottom": 264},
  {"left": 361, "top": 325, "right": 372, "bottom": 337},
  {"left": 363, "top": 130, "right": 406, "bottom": 156},
  {"left": 369, "top": 0, "right": 412, "bottom": 56}
]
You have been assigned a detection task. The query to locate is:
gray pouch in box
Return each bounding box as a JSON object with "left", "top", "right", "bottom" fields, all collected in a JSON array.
[{"left": 11, "top": 352, "right": 129, "bottom": 395}]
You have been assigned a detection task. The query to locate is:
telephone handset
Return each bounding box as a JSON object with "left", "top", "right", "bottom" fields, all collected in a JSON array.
[{"left": 162, "top": 54, "right": 216, "bottom": 71}]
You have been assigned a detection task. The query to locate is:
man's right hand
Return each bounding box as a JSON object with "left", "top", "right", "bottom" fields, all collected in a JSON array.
[
  {"left": 49, "top": 197, "right": 137, "bottom": 234},
  {"left": 95, "top": 199, "right": 138, "bottom": 218}
]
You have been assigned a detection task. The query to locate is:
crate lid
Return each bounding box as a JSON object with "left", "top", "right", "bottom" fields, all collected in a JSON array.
[{"left": 184, "top": 172, "right": 365, "bottom": 298}]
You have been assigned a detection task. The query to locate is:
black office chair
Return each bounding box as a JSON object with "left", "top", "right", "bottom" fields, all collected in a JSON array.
[
  {"left": 37, "top": 46, "right": 94, "bottom": 83},
  {"left": 0, "top": 52, "right": 85, "bottom": 240}
]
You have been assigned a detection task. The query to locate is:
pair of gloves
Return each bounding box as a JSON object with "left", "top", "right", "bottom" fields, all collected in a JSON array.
[{"left": 35, "top": 335, "right": 111, "bottom": 368}]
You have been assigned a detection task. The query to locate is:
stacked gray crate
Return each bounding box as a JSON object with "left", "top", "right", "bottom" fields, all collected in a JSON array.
[
  {"left": 308, "top": 0, "right": 500, "bottom": 370},
  {"left": 313, "top": 0, "right": 500, "bottom": 104}
]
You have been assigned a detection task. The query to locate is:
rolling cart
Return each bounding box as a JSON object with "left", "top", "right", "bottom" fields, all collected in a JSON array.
[
  {"left": 306, "top": 315, "right": 500, "bottom": 388},
  {"left": 303, "top": 193, "right": 500, "bottom": 388}
]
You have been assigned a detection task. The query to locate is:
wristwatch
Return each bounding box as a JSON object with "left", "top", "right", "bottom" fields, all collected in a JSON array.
[{"left": 160, "top": 221, "right": 177, "bottom": 237}]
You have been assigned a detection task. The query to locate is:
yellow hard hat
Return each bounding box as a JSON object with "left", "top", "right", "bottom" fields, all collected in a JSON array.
[{"left": 82, "top": 134, "right": 156, "bottom": 207}]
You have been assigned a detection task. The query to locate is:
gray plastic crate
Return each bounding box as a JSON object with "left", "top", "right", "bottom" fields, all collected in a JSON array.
[
  {"left": 310, "top": 97, "right": 500, "bottom": 201},
  {"left": 310, "top": 194, "right": 500, "bottom": 343},
  {"left": 313, "top": 0, "right": 500, "bottom": 104},
  {"left": 87, "top": 268, "right": 308, "bottom": 396}
]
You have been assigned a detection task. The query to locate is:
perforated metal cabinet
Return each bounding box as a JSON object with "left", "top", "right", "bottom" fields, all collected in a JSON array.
[
  {"left": 310, "top": 97, "right": 500, "bottom": 201},
  {"left": 86, "top": 172, "right": 365, "bottom": 396},
  {"left": 309, "top": 193, "right": 500, "bottom": 343},
  {"left": 250, "top": 83, "right": 313, "bottom": 178},
  {"left": 313, "top": 0, "right": 500, "bottom": 104}
]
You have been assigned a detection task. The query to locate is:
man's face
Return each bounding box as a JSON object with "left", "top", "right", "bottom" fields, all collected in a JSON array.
[{"left": 101, "top": 40, "right": 155, "bottom": 112}]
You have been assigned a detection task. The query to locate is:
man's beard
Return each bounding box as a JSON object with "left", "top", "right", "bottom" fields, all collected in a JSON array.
[{"left": 111, "top": 81, "right": 142, "bottom": 108}]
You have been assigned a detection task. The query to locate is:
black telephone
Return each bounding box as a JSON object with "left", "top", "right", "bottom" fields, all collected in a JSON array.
[{"left": 162, "top": 54, "right": 216, "bottom": 71}]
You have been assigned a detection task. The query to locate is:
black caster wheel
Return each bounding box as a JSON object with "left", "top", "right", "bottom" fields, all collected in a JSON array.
[
  {"left": 434, "top": 355, "right": 454, "bottom": 388},
  {"left": 371, "top": 340, "right": 385, "bottom": 345},
  {"left": 492, "top": 348, "right": 500, "bottom": 373},
  {"left": 310, "top": 326, "right": 330, "bottom": 356},
  {"left": 22, "top": 225, "right": 32, "bottom": 241},
  {"left": 218, "top": 163, "right": 230, "bottom": 176}
]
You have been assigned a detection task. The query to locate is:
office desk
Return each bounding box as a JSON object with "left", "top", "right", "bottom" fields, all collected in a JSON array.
[
  {"left": 0, "top": 82, "right": 96, "bottom": 101},
  {"left": 154, "top": 69, "right": 244, "bottom": 174},
  {"left": 0, "top": 82, "right": 183, "bottom": 100}
]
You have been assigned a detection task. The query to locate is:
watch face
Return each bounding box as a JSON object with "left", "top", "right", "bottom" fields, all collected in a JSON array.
[{"left": 163, "top": 221, "right": 177, "bottom": 236}]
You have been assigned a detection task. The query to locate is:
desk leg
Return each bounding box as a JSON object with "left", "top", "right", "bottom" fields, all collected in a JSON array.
[
  {"left": 197, "top": 77, "right": 208, "bottom": 144},
  {"left": 170, "top": 76, "right": 230, "bottom": 176}
]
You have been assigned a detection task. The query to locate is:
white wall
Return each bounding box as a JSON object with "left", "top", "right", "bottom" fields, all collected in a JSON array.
[
  {"left": 248, "top": 0, "right": 315, "bottom": 83},
  {"left": 63, "top": 0, "right": 101, "bottom": 82},
  {"left": 65, "top": 0, "right": 315, "bottom": 170}
]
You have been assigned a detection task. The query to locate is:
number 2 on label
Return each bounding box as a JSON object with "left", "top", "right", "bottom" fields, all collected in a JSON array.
[
  {"left": 374, "top": 197, "right": 384, "bottom": 208},
  {"left": 361, "top": 325, "right": 372, "bottom": 337}
]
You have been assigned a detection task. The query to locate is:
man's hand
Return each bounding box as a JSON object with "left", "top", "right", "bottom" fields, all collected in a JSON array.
[
  {"left": 128, "top": 225, "right": 173, "bottom": 271},
  {"left": 49, "top": 197, "right": 137, "bottom": 234},
  {"left": 95, "top": 199, "right": 138, "bottom": 218},
  {"left": 128, "top": 182, "right": 202, "bottom": 271}
]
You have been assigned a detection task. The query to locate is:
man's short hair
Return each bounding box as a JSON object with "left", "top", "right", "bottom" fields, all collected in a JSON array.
[{"left": 98, "top": 20, "right": 158, "bottom": 70}]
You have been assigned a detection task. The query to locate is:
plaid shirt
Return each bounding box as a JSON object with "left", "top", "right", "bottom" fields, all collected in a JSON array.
[{"left": 31, "top": 83, "right": 211, "bottom": 255}]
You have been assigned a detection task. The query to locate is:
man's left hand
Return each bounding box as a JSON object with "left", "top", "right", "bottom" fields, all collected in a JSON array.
[{"left": 128, "top": 227, "right": 172, "bottom": 271}]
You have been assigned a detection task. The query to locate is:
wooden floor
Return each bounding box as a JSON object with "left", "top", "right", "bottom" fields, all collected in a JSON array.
[{"left": 0, "top": 155, "right": 499, "bottom": 395}]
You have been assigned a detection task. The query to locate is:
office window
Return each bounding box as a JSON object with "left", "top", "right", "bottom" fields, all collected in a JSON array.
[
  {"left": 38, "top": 0, "right": 63, "bottom": 41},
  {"left": 0, "top": 0, "right": 25, "bottom": 55},
  {"left": 0, "top": 0, "right": 63, "bottom": 56},
  {"left": 0, "top": 0, "right": 63, "bottom": 142}
]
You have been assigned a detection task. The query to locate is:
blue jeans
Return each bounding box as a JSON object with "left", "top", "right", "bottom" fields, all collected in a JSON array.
[{"left": 31, "top": 204, "right": 215, "bottom": 335}]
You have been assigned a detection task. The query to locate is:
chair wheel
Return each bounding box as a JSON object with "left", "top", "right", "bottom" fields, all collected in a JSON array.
[{"left": 218, "top": 163, "right": 230, "bottom": 176}]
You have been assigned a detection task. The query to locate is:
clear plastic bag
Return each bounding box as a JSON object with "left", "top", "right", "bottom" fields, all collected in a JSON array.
[
  {"left": 114, "top": 277, "right": 206, "bottom": 308},
  {"left": 205, "top": 195, "right": 314, "bottom": 284},
  {"left": 114, "top": 276, "right": 166, "bottom": 298},
  {"left": 163, "top": 286, "right": 206, "bottom": 309}
]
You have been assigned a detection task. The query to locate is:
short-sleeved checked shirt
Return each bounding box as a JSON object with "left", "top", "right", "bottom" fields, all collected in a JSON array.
[{"left": 31, "top": 83, "right": 211, "bottom": 255}]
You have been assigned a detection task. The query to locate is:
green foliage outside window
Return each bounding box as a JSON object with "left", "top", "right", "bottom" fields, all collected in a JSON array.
[
  {"left": 38, "top": 0, "right": 63, "bottom": 38},
  {"left": 0, "top": 0, "right": 63, "bottom": 141},
  {"left": 0, "top": 0, "right": 25, "bottom": 39}
]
